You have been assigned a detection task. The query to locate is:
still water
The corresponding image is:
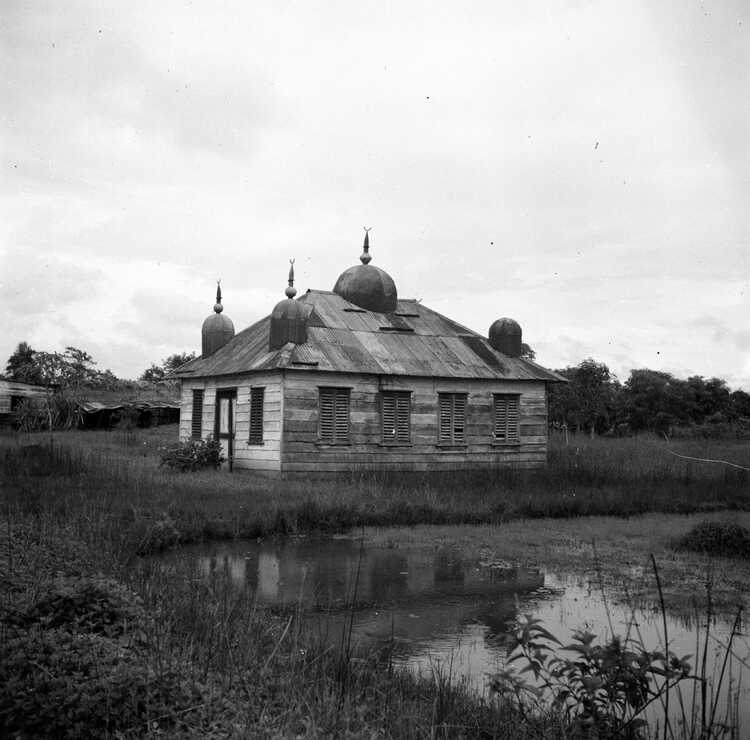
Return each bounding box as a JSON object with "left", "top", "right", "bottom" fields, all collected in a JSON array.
[{"left": 157, "top": 536, "right": 750, "bottom": 729}]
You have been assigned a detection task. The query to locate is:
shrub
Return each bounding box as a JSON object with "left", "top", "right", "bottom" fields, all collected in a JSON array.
[
  {"left": 0, "top": 626, "right": 213, "bottom": 738},
  {"left": 491, "top": 616, "right": 692, "bottom": 738},
  {"left": 673, "top": 521, "right": 750, "bottom": 558},
  {"left": 17, "top": 575, "right": 145, "bottom": 636},
  {"left": 159, "top": 436, "right": 225, "bottom": 472}
]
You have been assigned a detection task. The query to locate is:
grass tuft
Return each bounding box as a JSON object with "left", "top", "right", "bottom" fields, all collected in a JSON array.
[{"left": 673, "top": 521, "right": 750, "bottom": 558}]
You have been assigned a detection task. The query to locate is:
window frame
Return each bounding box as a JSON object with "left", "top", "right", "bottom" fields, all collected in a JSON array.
[
  {"left": 381, "top": 390, "right": 412, "bottom": 445},
  {"left": 248, "top": 386, "right": 265, "bottom": 445},
  {"left": 191, "top": 389, "right": 204, "bottom": 440},
  {"left": 318, "top": 386, "right": 351, "bottom": 445},
  {"left": 437, "top": 392, "right": 468, "bottom": 446},
  {"left": 493, "top": 393, "right": 521, "bottom": 444}
]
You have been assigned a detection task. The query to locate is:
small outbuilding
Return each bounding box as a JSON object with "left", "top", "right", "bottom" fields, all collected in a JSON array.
[
  {"left": 0, "top": 378, "right": 49, "bottom": 428},
  {"left": 76, "top": 387, "right": 180, "bottom": 429},
  {"left": 174, "top": 233, "right": 565, "bottom": 474}
]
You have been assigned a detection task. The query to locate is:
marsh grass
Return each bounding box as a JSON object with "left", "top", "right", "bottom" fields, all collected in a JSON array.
[
  {"left": 2, "top": 429, "right": 748, "bottom": 555},
  {"left": 673, "top": 522, "right": 750, "bottom": 559},
  {"left": 1, "top": 427, "right": 749, "bottom": 737}
]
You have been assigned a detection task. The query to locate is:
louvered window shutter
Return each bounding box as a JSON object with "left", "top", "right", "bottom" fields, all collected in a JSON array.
[
  {"left": 438, "top": 394, "right": 452, "bottom": 442},
  {"left": 382, "top": 391, "right": 411, "bottom": 443},
  {"left": 438, "top": 393, "right": 467, "bottom": 444},
  {"left": 453, "top": 394, "right": 466, "bottom": 443},
  {"left": 493, "top": 394, "right": 520, "bottom": 442},
  {"left": 319, "top": 388, "right": 350, "bottom": 443},
  {"left": 334, "top": 390, "right": 349, "bottom": 441},
  {"left": 396, "top": 393, "right": 411, "bottom": 443},
  {"left": 249, "top": 387, "right": 264, "bottom": 444},
  {"left": 191, "top": 390, "right": 204, "bottom": 439}
]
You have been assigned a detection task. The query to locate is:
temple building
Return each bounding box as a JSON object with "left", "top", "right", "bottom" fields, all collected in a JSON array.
[{"left": 173, "top": 232, "right": 565, "bottom": 474}]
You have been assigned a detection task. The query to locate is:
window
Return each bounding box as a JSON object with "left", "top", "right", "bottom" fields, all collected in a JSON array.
[
  {"left": 318, "top": 387, "right": 350, "bottom": 444},
  {"left": 248, "top": 387, "right": 264, "bottom": 444},
  {"left": 381, "top": 391, "right": 411, "bottom": 444},
  {"left": 438, "top": 393, "right": 467, "bottom": 444},
  {"left": 191, "top": 389, "right": 204, "bottom": 439},
  {"left": 493, "top": 394, "right": 520, "bottom": 443}
]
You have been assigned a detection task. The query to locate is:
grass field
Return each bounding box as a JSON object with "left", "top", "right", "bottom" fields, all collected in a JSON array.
[
  {"left": 2, "top": 426, "right": 749, "bottom": 737},
  {"left": 2, "top": 427, "right": 749, "bottom": 551}
]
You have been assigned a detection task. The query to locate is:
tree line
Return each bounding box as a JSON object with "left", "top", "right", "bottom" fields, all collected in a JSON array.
[
  {"left": 3, "top": 342, "right": 196, "bottom": 431},
  {"left": 5, "top": 342, "right": 750, "bottom": 438},
  {"left": 550, "top": 358, "right": 750, "bottom": 437},
  {"left": 4, "top": 342, "right": 195, "bottom": 389}
]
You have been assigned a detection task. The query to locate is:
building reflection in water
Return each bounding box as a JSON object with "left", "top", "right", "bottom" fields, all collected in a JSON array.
[
  {"left": 187, "top": 537, "right": 544, "bottom": 664},
  {"left": 165, "top": 538, "right": 750, "bottom": 713}
]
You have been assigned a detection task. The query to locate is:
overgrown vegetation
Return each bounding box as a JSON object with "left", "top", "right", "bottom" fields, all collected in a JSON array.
[
  {"left": 160, "top": 436, "right": 225, "bottom": 472},
  {"left": 549, "top": 359, "right": 750, "bottom": 437},
  {"left": 2, "top": 428, "right": 749, "bottom": 736},
  {"left": 674, "top": 522, "right": 750, "bottom": 559}
]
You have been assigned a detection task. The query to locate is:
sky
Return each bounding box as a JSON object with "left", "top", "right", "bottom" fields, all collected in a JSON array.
[{"left": 2, "top": 0, "right": 749, "bottom": 388}]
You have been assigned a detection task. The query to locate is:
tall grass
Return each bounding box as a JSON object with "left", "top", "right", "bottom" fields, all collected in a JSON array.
[
  {"left": 1, "top": 427, "right": 748, "bottom": 737},
  {"left": 2, "top": 429, "right": 748, "bottom": 555}
]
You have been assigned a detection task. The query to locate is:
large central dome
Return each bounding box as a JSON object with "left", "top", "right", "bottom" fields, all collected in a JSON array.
[{"left": 332, "top": 230, "right": 398, "bottom": 313}]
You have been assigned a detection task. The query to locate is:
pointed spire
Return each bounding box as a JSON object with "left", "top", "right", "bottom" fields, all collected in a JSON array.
[
  {"left": 285, "top": 259, "right": 297, "bottom": 298},
  {"left": 214, "top": 280, "right": 224, "bottom": 313},
  {"left": 360, "top": 227, "right": 372, "bottom": 265}
]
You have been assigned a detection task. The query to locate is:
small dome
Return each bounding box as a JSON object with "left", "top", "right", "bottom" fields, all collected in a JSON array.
[
  {"left": 269, "top": 298, "right": 311, "bottom": 349},
  {"left": 489, "top": 317, "right": 522, "bottom": 357},
  {"left": 202, "top": 283, "right": 235, "bottom": 357},
  {"left": 332, "top": 229, "right": 398, "bottom": 313},
  {"left": 269, "top": 260, "right": 311, "bottom": 350}
]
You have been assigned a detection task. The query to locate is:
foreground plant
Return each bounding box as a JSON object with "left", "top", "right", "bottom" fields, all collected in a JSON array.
[{"left": 491, "top": 616, "right": 693, "bottom": 738}]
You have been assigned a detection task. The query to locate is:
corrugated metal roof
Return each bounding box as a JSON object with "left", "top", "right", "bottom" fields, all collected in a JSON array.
[{"left": 174, "top": 290, "right": 567, "bottom": 382}]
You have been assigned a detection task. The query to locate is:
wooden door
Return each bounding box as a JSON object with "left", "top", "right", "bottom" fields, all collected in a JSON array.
[{"left": 215, "top": 389, "right": 237, "bottom": 471}]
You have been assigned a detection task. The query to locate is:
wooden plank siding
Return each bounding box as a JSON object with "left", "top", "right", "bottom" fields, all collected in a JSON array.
[
  {"left": 280, "top": 371, "right": 547, "bottom": 474},
  {"left": 180, "top": 373, "right": 282, "bottom": 471},
  {"left": 0, "top": 380, "right": 48, "bottom": 416}
]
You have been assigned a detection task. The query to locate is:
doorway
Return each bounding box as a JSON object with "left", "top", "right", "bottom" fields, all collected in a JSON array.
[{"left": 215, "top": 388, "right": 237, "bottom": 471}]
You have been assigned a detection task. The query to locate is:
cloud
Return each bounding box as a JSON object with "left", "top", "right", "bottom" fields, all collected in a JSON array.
[
  {"left": 693, "top": 316, "right": 750, "bottom": 352},
  {"left": 0, "top": 246, "right": 103, "bottom": 318},
  {"left": 1, "top": 0, "right": 748, "bottom": 390}
]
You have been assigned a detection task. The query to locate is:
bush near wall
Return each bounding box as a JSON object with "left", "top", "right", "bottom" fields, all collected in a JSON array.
[{"left": 159, "top": 436, "right": 225, "bottom": 472}]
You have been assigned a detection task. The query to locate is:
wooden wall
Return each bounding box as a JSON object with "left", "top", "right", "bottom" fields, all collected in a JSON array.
[
  {"left": 0, "top": 380, "right": 48, "bottom": 416},
  {"left": 179, "top": 373, "right": 282, "bottom": 472},
  {"left": 280, "top": 371, "right": 547, "bottom": 474}
]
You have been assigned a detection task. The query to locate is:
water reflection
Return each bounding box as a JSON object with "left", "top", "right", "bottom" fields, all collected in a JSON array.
[
  {"left": 158, "top": 537, "right": 750, "bottom": 726},
  {"left": 193, "top": 538, "right": 544, "bottom": 610}
]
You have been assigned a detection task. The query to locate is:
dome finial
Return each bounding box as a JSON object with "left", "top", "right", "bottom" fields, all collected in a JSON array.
[
  {"left": 285, "top": 259, "right": 297, "bottom": 299},
  {"left": 360, "top": 227, "right": 372, "bottom": 265},
  {"left": 214, "top": 280, "right": 224, "bottom": 314}
]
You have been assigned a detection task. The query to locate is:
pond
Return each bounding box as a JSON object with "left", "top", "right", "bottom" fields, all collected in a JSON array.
[{"left": 156, "top": 535, "right": 750, "bottom": 732}]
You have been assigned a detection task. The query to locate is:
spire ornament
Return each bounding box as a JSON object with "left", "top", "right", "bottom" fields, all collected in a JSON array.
[
  {"left": 214, "top": 280, "right": 224, "bottom": 313},
  {"left": 285, "top": 259, "right": 297, "bottom": 299},
  {"left": 360, "top": 227, "right": 372, "bottom": 265}
]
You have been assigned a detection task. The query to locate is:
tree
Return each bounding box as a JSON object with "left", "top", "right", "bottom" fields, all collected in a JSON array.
[
  {"left": 140, "top": 364, "right": 166, "bottom": 382},
  {"left": 5, "top": 342, "right": 44, "bottom": 384},
  {"left": 140, "top": 352, "right": 196, "bottom": 381},
  {"left": 730, "top": 389, "right": 750, "bottom": 419},
  {"left": 163, "top": 352, "right": 196, "bottom": 373},
  {"left": 620, "top": 369, "right": 688, "bottom": 434},
  {"left": 549, "top": 359, "right": 618, "bottom": 436},
  {"left": 519, "top": 343, "right": 536, "bottom": 361}
]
